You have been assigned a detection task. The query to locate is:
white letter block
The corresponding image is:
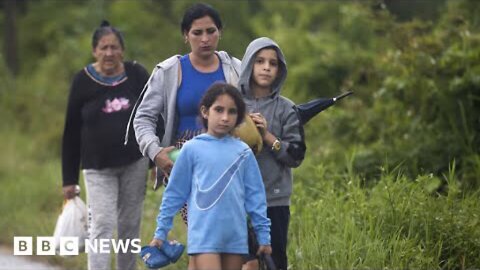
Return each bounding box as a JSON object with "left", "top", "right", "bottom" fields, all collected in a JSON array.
[
  {"left": 14, "top": 237, "right": 33, "bottom": 255},
  {"left": 37, "top": 237, "right": 56, "bottom": 255},
  {"left": 60, "top": 237, "right": 79, "bottom": 256}
]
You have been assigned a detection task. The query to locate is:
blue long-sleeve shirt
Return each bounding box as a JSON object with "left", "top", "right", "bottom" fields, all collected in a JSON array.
[{"left": 154, "top": 134, "right": 270, "bottom": 254}]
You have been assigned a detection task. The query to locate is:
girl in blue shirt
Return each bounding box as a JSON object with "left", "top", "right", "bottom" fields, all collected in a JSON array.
[{"left": 149, "top": 83, "right": 271, "bottom": 270}]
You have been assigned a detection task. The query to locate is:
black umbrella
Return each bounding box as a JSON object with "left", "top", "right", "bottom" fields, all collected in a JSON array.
[
  {"left": 295, "top": 91, "right": 353, "bottom": 125},
  {"left": 247, "top": 220, "right": 277, "bottom": 270}
]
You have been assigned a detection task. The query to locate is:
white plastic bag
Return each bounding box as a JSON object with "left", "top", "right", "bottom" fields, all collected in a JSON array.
[{"left": 53, "top": 196, "right": 88, "bottom": 253}]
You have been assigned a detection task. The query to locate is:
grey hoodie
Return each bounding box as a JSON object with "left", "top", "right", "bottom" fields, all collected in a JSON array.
[
  {"left": 239, "top": 37, "right": 306, "bottom": 207},
  {"left": 131, "top": 51, "right": 241, "bottom": 161}
]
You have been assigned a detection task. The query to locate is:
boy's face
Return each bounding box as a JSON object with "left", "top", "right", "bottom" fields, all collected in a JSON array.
[{"left": 252, "top": 48, "right": 279, "bottom": 90}]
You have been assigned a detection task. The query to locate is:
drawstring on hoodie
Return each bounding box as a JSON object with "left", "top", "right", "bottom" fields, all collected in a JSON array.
[{"left": 124, "top": 66, "right": 159, "bottom": 146}]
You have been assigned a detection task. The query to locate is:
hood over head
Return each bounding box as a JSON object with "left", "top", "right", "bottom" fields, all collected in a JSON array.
[{"left": 239, "top": 37, "right": 287, "bottom": 99}]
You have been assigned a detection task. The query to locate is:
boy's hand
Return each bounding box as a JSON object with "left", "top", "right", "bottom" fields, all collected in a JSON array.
[
  {"left": 249, "top": 113, "right": 267, "bottom": 136},
  {"left": 149, "top": 238, "right": 163, "bottom": 248},
  {"left": 250, "top": 113, "right": 278, "bottom": 147},
  {"left": 257, "top": 244, "right": 272, "bottom": 255}
]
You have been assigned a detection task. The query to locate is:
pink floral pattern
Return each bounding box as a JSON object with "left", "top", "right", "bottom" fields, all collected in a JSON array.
[{"left": 102, "top": 97, "right": 130, "bottom": 113}]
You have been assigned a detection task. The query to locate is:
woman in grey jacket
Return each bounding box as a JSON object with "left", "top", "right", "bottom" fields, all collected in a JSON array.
[
  {"left": 132, "top": 3, "right": 240, "bottom": 178},
  {"left": 131, "top": 5, "right": 241, "bottom": 269}
]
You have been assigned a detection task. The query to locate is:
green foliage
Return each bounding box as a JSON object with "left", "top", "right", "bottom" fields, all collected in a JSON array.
[
  {"left": 293, "top": 0, "right": 480, "bottom": 189},
  {"left": 291, "top": 160, "right": 480, "bottom": 269}
]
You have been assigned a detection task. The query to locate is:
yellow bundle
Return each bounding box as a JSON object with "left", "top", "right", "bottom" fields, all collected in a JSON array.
[{"left": 232, "top": 114, "right": 263, "bottom": 155}]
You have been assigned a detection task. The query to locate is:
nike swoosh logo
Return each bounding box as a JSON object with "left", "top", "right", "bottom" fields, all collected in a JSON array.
[{"left": 195, "top": 149, "right": 249, "bottom": 210}]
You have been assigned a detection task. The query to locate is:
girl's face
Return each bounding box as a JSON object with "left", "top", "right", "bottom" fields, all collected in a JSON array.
[
  {"left": 92, "top": 33, "right": 124, "bottom": 76},
  {"left": 185, "top": 16, "right": 220, "bottom": 59},
  {"left": 201, "top": 94, "right": 238, "bottom": 138},
  {"left": 252, "top": 48, "right": 279, "bottom": 90}
]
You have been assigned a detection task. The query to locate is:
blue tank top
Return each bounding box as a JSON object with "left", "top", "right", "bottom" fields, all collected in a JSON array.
[{"left": 176, "top": 54, "right": 225, "bottom": 137}]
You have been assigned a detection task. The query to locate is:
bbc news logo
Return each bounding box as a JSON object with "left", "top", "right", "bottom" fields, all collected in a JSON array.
[{"left": 14, "top": 237, "right": 141, "bottom": 256}]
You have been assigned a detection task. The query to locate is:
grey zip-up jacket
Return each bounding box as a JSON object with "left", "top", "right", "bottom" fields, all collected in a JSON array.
[
  {"left": 131, "top": 51, "right": 241, "bottom": 162},
  {"left": 239, "top": 37, "right": 306, "bottom": 207}
]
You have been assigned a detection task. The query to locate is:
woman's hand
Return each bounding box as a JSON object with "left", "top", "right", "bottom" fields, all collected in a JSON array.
[
  {"left": 154, "top": 146, "right": 176, "bottom": 175},
  {"left": 257, "top": 245, "right": 272, "bottom": 255},
  {"left": 149, "top": 238, "right": 163, "bottom": 248},
  {"left": 62, "top": 185, "right": 77, "bottom": 200}
]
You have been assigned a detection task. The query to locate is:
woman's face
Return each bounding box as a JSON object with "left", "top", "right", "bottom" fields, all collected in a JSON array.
[
  {"left": 185, "top": 16, "right": 220, "bottom": 59},
  {"left": 92, "top": 33, "right": 124, "bottom": 76}
]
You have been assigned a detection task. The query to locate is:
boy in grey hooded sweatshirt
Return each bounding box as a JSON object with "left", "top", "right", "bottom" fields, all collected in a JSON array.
[{"left": 239, "top": 37, "right": 306, "bottom": 270}]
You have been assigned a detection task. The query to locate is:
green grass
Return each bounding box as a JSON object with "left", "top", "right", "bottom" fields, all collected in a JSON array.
[
  {"left": 1, "top": 129, "right": 479, "bottom": 269},
  {"left": 289, "top": 157, "right": 480, "bottom": 269}
]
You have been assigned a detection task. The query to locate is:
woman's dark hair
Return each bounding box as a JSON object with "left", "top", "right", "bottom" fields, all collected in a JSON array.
[
  {"left": 181, "top": 3, "right": 223, "bottom": 34},
  {"left": 199, "top": 83, "right": 245, "bottom": 129},
  {"left": 92, "top": 20, "right": 125, "bottom": 49}
]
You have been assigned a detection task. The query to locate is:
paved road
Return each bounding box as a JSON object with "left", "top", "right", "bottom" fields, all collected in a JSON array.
[{"left": 0, "top": 247, "right": 62, "bottom": 270}]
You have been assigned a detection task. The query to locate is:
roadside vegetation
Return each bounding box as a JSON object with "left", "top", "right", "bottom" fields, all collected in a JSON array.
[{"left": 1, "top": 0, "right": 478, "bottom": 269}]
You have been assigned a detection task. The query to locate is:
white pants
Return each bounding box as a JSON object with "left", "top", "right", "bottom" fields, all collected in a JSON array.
[{"left": 84, "top": 157, "right": 148, "bottom": 270}]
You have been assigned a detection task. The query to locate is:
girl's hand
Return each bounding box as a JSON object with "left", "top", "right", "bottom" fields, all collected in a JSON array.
[
  {"left": 154, "top": 146, "right": 175, "bottom": 174},
  {"left": 149, "top": 238, "right": 163, "bottom": 248},
  {"left": 257, "top": 244, "right": 272, "bottom": 255},
  {"left": 249, "top": 113, "right": 268, "bottom": 136}
]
